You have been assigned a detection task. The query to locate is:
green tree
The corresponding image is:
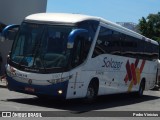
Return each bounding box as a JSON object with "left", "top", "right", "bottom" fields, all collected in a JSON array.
[{"left": 138, "top": 12, "right": 160, "bottom": 42}]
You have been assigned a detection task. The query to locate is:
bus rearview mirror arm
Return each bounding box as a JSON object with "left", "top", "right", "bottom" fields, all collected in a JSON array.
[
  {"left": 2, "top": 24, "right": 20, "bottom": 39},
  {"left": 67, "top": 29, "right": 88, "bottom": 49}
]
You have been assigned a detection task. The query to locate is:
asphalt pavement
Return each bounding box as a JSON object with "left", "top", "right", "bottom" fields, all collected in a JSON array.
[{"left": 0, "top": 76, "right": 160, "bottom": 120}]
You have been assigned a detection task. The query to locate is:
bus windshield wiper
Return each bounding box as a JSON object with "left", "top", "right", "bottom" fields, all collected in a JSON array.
[
  {"left": 32, "top": 43, "right": 47, "bottom": 72},
  {"left": 18, "top": 43, "right": 41, "bottom": 67}
]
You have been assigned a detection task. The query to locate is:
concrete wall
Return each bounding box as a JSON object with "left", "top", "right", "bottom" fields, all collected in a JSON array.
[
  {"left": 0, "top": 40, "right": 13, "bottom": 75},
  {"left": 0, "top": 0, "right": 47, "bottom": 75},
  {"left": 0, "top": 0, "right": 47, "bottom": 25}
]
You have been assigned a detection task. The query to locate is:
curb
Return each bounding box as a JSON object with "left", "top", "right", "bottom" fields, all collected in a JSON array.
[{"left": 151, "top": 85, "right": 160, "bottom": 91}]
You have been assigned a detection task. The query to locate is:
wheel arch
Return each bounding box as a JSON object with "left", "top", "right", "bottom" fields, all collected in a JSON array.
[{"left": 89, "top": 77, "right": 99, "bottom": 94}]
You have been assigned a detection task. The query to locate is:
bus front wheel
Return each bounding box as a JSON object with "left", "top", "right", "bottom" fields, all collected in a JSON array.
[{"left": 85, "top": 80, "right": 98, "bottom": 103}]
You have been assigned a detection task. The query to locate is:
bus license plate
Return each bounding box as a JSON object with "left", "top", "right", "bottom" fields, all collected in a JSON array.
[{"left": 25, "top": 87, "right": 35, "bottom": 92}]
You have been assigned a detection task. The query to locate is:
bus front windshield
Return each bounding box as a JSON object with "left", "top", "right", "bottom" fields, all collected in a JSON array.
[{"left": 11, "top": 22, "right": 74, "bottom": 70}]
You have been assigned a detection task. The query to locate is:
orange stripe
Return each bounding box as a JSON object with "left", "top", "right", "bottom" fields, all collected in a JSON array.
[
  {"left": 136, "top": 68, "right": 141, "bottom": 84},
  {"left": 128, "top": 80, "right": 134, "bottom": 92}
]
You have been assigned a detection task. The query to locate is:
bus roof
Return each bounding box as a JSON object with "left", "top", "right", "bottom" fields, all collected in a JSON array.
[
  {"left": 25, "top": 13, "right": 98, "bottom": 24},
  {"left": 25, "top": 13, "right": 159, "bottom": 45}
]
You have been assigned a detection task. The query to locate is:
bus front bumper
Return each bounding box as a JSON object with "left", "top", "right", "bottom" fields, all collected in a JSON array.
[{"left": 6, "top": 76, "right": 69, "bottom": 99}]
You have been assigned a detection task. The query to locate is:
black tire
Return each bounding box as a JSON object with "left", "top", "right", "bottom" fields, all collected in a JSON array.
[
  {"left": 137, "top": 80, "right": 145, "bottom": 97},
  {"left": 85, "top": 81, "right": 98, "bottom": 103}
]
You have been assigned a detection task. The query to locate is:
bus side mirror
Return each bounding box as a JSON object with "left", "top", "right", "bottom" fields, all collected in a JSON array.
[
  {"left": 67, "top": 29, "right": 89, "bottom": 49},
  {"left": 1, "top": 24, "right": 19, "bottom": 41}
]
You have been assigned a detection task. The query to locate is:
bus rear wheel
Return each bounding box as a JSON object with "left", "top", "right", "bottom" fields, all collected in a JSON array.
[{"left": 137, "top": 80, "right": 145, "bottom": 97}]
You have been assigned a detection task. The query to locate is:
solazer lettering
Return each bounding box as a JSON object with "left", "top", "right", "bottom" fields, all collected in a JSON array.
[{"left": 102, "top": 57, "right": 123, "bottom": 70}]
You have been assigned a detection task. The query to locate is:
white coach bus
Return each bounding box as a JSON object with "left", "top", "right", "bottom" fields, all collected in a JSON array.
[{"left": 5, "top": 13, "right": 159, "bottom": 100}]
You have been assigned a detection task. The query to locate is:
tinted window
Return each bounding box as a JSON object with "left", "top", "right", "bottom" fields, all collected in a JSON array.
[
  {"left": 93, "top": 27, "right": 113, "bottom": 57},
  {"left": 121, "top": 35, "right": 138, "bottom": 57},
  {"left": 77, "top": 20, "right": 99, "bottom": 40},
  {"left": 92, "top": 26, "right": 159, "bottom": 60}
]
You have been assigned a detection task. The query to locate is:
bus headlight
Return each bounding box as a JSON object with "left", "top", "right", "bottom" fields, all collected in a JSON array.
[
  {"left": 58, "top": 90, "right": 63, "bottom": 94},
  {"left": 47, "top": 75, "right": 72, "bottom": 84}
]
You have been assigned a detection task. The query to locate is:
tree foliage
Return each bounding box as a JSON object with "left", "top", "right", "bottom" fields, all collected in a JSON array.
[{"left": 138, "top": 12, "right": 160, "bottom": 42}]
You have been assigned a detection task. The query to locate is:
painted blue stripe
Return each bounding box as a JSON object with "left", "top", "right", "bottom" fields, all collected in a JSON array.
[{"left": 7, "top": 75, "right": 69, "bottom": 99}]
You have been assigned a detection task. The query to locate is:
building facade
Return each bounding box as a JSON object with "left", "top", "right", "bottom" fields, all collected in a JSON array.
[
  {"left": 0, "top": 0, "right": 47, "bottom": 75},
  {"left": 0, "top": 0, "right": 47, "bottom": 25}
]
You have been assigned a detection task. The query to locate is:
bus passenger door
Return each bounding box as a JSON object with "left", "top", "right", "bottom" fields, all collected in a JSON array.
[
  {"left": 66, "top": 29, "right": 90, "bottom": 99},
  {"left": 68, "top": 38, "right": 83, "bottom": 99}
]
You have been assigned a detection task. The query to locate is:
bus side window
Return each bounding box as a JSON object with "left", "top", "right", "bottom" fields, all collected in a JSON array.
[
  {"left": 71, "top": 36, "right": 83, "bottom": 67},
  {"left": 71, "top": 35, "right": 90, "bottom": 68},
  {"left": 92, "top": 26, "right": 113, "bottom": 57}
]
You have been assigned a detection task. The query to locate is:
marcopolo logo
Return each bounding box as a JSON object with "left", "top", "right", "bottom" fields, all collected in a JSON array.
[{"left": 102, "top": 57, "right": 123, "bottom": 70}]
